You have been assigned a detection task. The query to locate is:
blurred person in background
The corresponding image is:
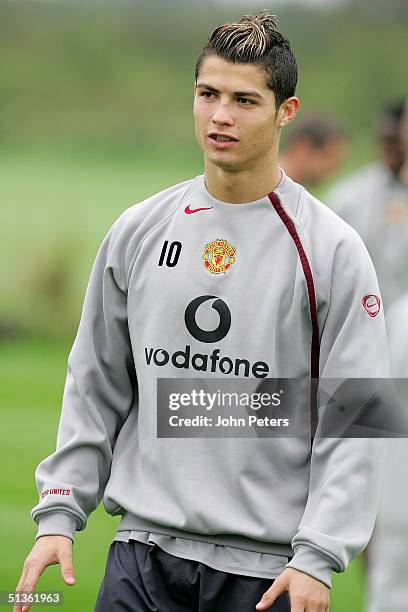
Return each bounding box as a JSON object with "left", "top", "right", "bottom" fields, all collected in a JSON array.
[
  {"left": 327, "top": 99, "right": 408, "bottom": 310},
  {"left": 280, "top": 114, "right": 347, "bottom": 188},
  {"left": 366, "top": 99, "right": 408, "bottom": 612},
  {"left": 14, "top": 10, "right": 389, "bottom": 612},
  {"left": 327, "top": 99, "right": 408, "bottom": 612}
]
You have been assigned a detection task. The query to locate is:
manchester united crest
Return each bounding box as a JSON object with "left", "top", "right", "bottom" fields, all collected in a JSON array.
[{"left": 203, "top": 239, "right": 236, "bottom": 274}]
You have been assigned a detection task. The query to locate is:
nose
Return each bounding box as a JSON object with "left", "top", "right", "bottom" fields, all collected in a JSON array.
[{"left": 211, "top": 99, "right": 235, "bottom": 126}]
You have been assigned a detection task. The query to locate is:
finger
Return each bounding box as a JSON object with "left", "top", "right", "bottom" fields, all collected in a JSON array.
[
  {"left": 20, "top": 561, "right": 46, "bottom": 611},
  {"left": 255, "top": 580, "right": 285, "bottom": 610},
  {"left": 13, "top": 566, "right": 30, "bottom": 612},
  {"left": 59, "top": 550, "right": 76, "bottom": 585}
]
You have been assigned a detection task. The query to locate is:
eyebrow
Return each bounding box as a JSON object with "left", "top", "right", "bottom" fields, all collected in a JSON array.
[{"left": 196, "top": 83, "right": 264, "bottom": 100}]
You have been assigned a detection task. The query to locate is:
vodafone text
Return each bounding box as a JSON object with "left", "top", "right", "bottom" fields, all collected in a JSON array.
[{"left": 145, "top": 345, "right": 269, "bottom": 378}]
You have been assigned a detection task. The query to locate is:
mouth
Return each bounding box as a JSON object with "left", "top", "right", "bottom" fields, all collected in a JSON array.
[
  {"left": 208, "top": 133, "right": 239, "bottom": 142},
  {"left": 208, "top": 133, "right": 239, "bottom": 149}
]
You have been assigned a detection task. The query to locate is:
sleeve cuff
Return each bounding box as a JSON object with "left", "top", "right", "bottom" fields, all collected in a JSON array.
[
  {"left": 35, "top": 512, "right": 78, "bottom": 543},
  {"left": 285, "top": 545, "right": 333, "bottom": 589}
]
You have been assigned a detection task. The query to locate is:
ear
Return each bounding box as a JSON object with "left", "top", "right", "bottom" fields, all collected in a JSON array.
[
  {"left": 194, "top": 81, "right": 197, "bottom": 96},
  {"left": 279, "top": 97, "right": 300, "bottom": 126}
]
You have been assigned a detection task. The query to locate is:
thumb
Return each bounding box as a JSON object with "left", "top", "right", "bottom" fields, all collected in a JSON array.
[
  {"left": 255, "top": 577, "right": 286, "bottom": 610},
  {"left": 59, "top": 551, "right": 76, "bottom": 586}
]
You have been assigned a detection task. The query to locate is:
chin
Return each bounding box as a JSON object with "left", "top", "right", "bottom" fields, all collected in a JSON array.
[
  {"left": 212, "top": 160, "right": 242, "bottom": 172},
  {"left": 207, "top": 153, "right": 243, "bottom": 171}
]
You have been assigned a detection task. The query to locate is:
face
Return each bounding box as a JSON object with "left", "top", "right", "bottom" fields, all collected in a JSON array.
[
  {"left": 305, "top": 138, "right": 346, "bottom": 186},
  {"left": 193, "top": 55, "right": 297, "bottom": 172}
]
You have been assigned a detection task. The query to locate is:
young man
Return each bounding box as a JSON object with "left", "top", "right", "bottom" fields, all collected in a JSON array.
[{"left": 15, "top": 11, "right": 387, "bottom": 612}]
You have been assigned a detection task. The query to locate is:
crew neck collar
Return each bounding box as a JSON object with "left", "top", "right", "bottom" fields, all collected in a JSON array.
[{"left": 196, "top": 169, "right": 288, "bottom": 210}]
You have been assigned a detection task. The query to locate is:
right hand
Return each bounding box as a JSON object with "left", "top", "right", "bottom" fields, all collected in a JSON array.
[{"left": 13, "top": 536, "right": 75, "bottom": 612}]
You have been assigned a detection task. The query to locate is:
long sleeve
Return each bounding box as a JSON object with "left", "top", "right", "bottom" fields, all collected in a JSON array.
[
  {"left": 31, "top": 216, "right": 137, "bottom": 542},
  {"left": 286, "top": 230, "right": 389, "bottom": 588}
]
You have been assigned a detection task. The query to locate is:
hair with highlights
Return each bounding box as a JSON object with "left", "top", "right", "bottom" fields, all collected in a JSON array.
[{"left": 195, "top": 10, "right": 298, "bottom": 110}]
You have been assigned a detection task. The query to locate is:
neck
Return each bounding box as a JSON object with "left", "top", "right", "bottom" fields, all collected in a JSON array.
[{"left": 204, "top": 155, "right": 282, "bottom": 204}]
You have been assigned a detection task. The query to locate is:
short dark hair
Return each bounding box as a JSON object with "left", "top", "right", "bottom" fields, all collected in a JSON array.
[
  {"left": 381, "top": 99, "right": 406, "bottom": 124},
  {"left": 195, "top": 10, "right": 298, "bottom": 111},
  {"left": 376, "top": 98, "right": 406, "bottom": 140}
]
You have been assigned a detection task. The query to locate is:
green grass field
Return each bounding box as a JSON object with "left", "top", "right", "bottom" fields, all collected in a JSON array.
[
  {"left": 0, "top": 337, "right": 366, "bottom": 611},
  {"left": 0, "top": 148, "right": 203, "bottom": 338}
]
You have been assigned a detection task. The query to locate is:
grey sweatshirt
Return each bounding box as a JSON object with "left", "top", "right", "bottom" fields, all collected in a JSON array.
[{"left": 31, "top": 169, "right": 388, "bottom": 589}]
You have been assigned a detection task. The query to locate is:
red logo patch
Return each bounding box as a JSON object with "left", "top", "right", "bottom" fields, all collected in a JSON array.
[
  {"left": 184, "top": 204, "right": 213, "bottom": 214},
  {"left": 362, "top": 294, "right": 381, "bottom": 317}
]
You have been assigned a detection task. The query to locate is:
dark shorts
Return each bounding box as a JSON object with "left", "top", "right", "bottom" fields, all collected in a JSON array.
[{"left": 94, "top": 540, "right": 291, "bottom": 612}]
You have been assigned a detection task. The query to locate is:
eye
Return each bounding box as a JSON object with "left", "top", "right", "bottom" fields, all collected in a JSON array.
[
  {"left": 200, "top": 91, "right": 215, "bottom": 99},
  {"left": 237, "top": 97, "right": 255, "bottom": 105}
]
